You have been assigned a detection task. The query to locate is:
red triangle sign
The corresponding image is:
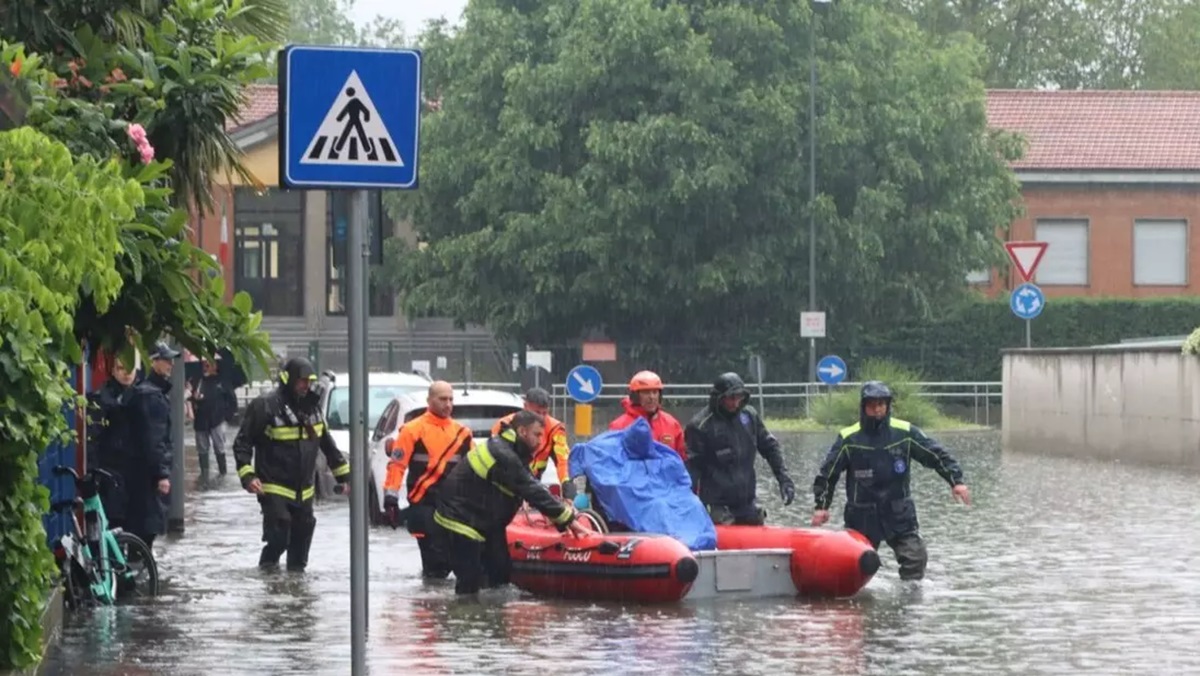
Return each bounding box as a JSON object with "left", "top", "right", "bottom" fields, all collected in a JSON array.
[{"left": 1004, "top": 241, "right": 1049, "bottom": 282}]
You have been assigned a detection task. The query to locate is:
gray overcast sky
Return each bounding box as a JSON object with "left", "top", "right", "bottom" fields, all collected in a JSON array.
[{"left": 350, "top": 0, "right": 469, "bottom": 37}]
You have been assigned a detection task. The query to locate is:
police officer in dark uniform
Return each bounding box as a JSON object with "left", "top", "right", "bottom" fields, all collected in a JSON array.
[
  {"left": 684, "top": 372, "right": 796, "bottom": 525},
  {"left": 233, "top": 357, "right": 350, "bottom": 571},
  {"left": 811, "top": 380, "right": 971, "bottom": 581}
]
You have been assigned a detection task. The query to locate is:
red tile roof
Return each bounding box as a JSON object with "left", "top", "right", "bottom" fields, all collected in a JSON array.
[
  {"left": 227, "top": 84, "right": 278, "bottom": 131},
  {"left": 986, "top": 89, "right": 1200, "bottom": 171},
  {"left": 229, "top": 86, "right": 1200, "bottom": 171}
]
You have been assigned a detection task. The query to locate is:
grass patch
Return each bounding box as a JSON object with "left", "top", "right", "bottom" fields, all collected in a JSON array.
[
  {"left": 762, "top": 357, "right": 991, "bottom": 433},
  {"left": 766, "top": 412, "right": 987, "bottom": 433}
]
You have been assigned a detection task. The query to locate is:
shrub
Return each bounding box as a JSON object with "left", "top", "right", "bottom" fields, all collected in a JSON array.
[{"left": 809, "top": 358, "right": 943, "bottom": 428}]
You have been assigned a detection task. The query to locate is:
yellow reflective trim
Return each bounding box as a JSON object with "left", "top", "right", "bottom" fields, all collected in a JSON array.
[
  {"left": 500, "top": 428, "right": 516, "bottom": 443},
  {"left": 261, "top": 483, "right": 295, "bottom": 499},
  {"left": 434, "top": 511, "right": 484, "bottom": 541},
  {"left": 467, "top": 448, "right": 490, "bottom": 480},
  {"left": 332, "top": 463, "right": 350, "bottom": 477},
  {"left": 312, "top": 422, "right": 325, "bottom": 435},
  {"left": 261, "top": 483, "right": 315, "bottom": 502},
  {"left": 551, "top": 504, "right": 575, "bottom": 525},
  {"left": 237, "top": 465, "right": 254, "bottom": 478},
  {"left": 839, "top": 422, "right": 861, "bottom": 439},
  {"left": 890, "top": 418, "right": 912, "bottom": 431},
  {"left": 492, "top": 481, "right": 514, "bottom": 497},
  {"left": 266, "top": 426, "right": 302, "bottom": 441}
]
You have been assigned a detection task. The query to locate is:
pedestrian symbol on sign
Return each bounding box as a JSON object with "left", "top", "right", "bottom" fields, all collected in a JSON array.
[{"left": 301, "top": 71, "right": 404, "bottom": 166}]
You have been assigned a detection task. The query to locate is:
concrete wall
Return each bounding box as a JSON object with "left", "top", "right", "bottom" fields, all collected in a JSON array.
[{"left": 1002, "top": 345, "right": 1200, "bottom": 468}]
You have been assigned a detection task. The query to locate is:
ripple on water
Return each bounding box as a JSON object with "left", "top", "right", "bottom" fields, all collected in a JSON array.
[{"left": 37, "top": 432, "right": 1200, "bottom": 674}]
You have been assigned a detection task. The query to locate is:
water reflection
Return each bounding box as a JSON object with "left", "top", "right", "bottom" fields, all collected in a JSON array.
[{"left": 38, "top": 431, "right": 1200, "bottom": 674}]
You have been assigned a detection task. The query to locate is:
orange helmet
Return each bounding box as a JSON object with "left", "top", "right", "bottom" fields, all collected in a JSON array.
[{"left": 629, "top": 370, "right": 663, "bottom": 392}]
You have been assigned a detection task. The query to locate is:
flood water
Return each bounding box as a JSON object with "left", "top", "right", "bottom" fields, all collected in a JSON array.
[{"left": 39, "top": 430, "right": 1200, "bottom": 674}]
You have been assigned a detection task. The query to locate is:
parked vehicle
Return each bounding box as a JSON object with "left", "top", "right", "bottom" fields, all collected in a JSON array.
[
  {"left": 313, "top": 371, "right": 432, "bottom": 499},
  {"left": 363, "top": 387, "right": 560, "bottom": 525}
]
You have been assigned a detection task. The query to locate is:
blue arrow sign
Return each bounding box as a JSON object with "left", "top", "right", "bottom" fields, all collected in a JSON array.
[
  {"left": 279, "top": 45, "right": 422, "bottom": 190},
  {"left": 817, "top": 355, "right": 848, "bottom": 386},
  {"left": 566, "top": 365, "right": 603, "bottom": 404},
  {"left": 1010, "top": 282, "right": 1045, "bottom": 320}
]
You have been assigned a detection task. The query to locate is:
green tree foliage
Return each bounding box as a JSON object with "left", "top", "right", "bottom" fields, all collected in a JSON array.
[
  {"left": 383, "top": 0, "right": 1022, "bottom": 352},
  {"left": 3, "top": 3, "right": 276, "bottom": 365},
  {"left": 888, "top": 0, "right": 1193, "bottom": 89},
  {"left": 288, "top": 0, "right": 406, "bottom": 46},
  {"left": 0, "top": 125, "right": 137, "bottom": 669}
]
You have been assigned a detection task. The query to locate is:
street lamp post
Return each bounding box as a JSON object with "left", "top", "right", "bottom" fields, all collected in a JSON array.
[{"left": 807, "top": 0, "right": 831, "bottom": 384}]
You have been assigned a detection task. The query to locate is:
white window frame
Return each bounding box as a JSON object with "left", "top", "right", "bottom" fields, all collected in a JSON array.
[
  {"left": 1133, "top": 218, "right": 1188, "bottom": 286},
  {"left": 1034, "top": 219, "right": 1090, "bottom": 286}
]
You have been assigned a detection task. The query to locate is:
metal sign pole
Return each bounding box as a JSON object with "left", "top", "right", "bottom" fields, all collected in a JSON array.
[
  {"left": 348, "top": 189, "right": 368, "bottom": 675},
  {"left": 1025, "top": 318, "right": 1031, "bottom": 349},
  {"left": 168, "top": 346, "right": 186, "bottom": 533}
]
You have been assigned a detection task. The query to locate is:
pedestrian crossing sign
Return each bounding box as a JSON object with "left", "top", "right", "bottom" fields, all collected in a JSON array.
[
  {"left": 279, "top": 45, "right": 422, "bottom": 189},
  {"left": 300, "top": 71, "right": 404, "bottom": 167}
]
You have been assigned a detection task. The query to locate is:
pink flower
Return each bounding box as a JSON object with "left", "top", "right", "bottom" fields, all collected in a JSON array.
[{"left": 126, "top": 123, "right": 155, "bottom": 164}]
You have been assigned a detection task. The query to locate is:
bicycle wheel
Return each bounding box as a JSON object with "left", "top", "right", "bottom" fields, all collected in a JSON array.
[
  {"left": 60, "top": 557, "right": 91, "bottom": 610},
  {"left": 112, "top": 532, "right": 160, "bottom": 600}
]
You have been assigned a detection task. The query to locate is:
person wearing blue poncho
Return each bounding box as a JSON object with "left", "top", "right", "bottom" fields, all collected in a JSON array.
[{"left": 569, "top": 417, "right": 718, "bottom": 551}]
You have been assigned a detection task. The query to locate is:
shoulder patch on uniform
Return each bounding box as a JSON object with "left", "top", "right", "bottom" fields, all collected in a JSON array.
[
  {"left": 890, "top": 418, "right": 912, "bottom": 431},
  {"left": 839, "top": 422, "right": 861, "bottom": 439},
  {"left": 738, "top": 411, "right": 751, "bottom": 427}
]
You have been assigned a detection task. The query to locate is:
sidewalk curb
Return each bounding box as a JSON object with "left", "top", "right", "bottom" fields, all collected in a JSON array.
[{"left": 1, "top": 585, "right": 64, "bottom": 676}]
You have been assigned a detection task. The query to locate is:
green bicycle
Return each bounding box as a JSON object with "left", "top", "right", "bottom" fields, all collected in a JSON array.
[{"left": 50, "top": 465, "right": 160, "bottom": 609}]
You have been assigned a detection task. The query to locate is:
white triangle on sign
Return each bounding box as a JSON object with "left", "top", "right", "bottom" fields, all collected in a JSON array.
[
  {"left": 300, "top": 71, "right": 405, "bottom": 167},
  {"left": 1005, "top": 242, "right": 1048, "bottom": 281}
]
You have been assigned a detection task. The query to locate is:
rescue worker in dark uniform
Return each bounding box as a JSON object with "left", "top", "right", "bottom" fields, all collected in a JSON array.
[
  {"left": 233, "top": 357, "right": 350, "bottom": 572},
  {"left": 434, "top": 410, "right": 589, "bottom": 595},
  {"left": 811, "top": 380, "right": 972, "bottom": 581},
  {"left": 383, "top": 380, "right": 473, "bottom": 579},
  {"left": 684, "top": 372, "right": 796, "bottom": 525}
]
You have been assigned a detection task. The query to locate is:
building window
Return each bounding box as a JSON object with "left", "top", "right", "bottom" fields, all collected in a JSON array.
[
  {"left": 965, "top": 269, "right": 991, "bottom": 284},
  {"left": 1034, "top": 219, "right": 1089, "bottom": 285},
  {"left": 326, "top": 191, "right": 395, "bottom": 316},
  {"left": 234, "top": 187, "right": 305, "bottom": 316},
  {"left": 1133, "top": 219, "right": 1188, "bottom": 286}
]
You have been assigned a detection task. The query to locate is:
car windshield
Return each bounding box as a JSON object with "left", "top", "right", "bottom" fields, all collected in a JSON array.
[
  {"left": 325, "top": 384, "right": 426, "bottom": 430},
  {"left": 403, "top": 404, "right": 523, "bottom": 436}
]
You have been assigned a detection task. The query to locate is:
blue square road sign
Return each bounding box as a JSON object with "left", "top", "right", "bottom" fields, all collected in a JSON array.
[{"left": 279, "top": 45, "right": 422, "bottom": 190}]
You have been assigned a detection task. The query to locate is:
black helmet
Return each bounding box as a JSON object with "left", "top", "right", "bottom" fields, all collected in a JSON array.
[
  {"left": 860, "top": 380, "right": 893, "bottom": 402},
  {"left": 709, "top": 372, "right": 749, "bottom": 413},
  {"left": 280, "top": 357, "right": 316, "bottom": 385}
]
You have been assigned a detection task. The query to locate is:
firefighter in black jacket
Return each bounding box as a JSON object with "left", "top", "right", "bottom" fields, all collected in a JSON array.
[
  {"left": 434, "top": 410, "right": 589, "bottom": 595},
  {"left": 233, "top": 357, "right": 350, "bottom": 571},
  {"left": 685, "top": 372, "right": 796, "bottom": 525},
  {"left": 811, "top": 381, "right": 971, "bottom": 581}
]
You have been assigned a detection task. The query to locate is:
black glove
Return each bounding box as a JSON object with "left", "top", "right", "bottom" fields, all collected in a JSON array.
[
  {"left": 561, "top": 480, "right": 577, "bottom": 501},
  {"left": 383, "top": 495, "right": 402, "bottom": 529},
  {"left": 779, "top": 478, "right": 796, "bottom": 506}
]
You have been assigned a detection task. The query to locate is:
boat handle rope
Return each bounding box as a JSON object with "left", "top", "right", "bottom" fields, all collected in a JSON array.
[{"left": 512, "top": 539, "right": 622, "bottom": 556}]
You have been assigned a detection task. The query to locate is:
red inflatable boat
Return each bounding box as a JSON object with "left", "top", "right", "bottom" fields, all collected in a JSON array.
[
  {"left": 714, "top": 524, "right": 880, "bottom": 598},
  {"left": 505, "top": 509, "right": 879, "bottom": 602},
  {"left": 506, "top": 510, "right": 700, "bottom": 603}
]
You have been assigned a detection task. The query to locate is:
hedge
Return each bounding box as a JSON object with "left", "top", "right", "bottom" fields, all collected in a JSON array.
[
  {"left": 0, "top": 127, "right": 134, "bottom": 669},
  {"left": 842, "top": 296, "right": 1200, "bottom": 382}
]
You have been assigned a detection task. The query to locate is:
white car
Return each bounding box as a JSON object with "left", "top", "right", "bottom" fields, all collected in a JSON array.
[
  {"left": 365, "top": 388, "right": 561, "bottom": 525},
  {"left": 313, "top": 371, "right": 432, "bottom": 498}
]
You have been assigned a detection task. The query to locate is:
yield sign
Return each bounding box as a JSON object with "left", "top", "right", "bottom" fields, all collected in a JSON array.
[{"left": 1004, "top": 241, "right": 1049, "bottom": 282}]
